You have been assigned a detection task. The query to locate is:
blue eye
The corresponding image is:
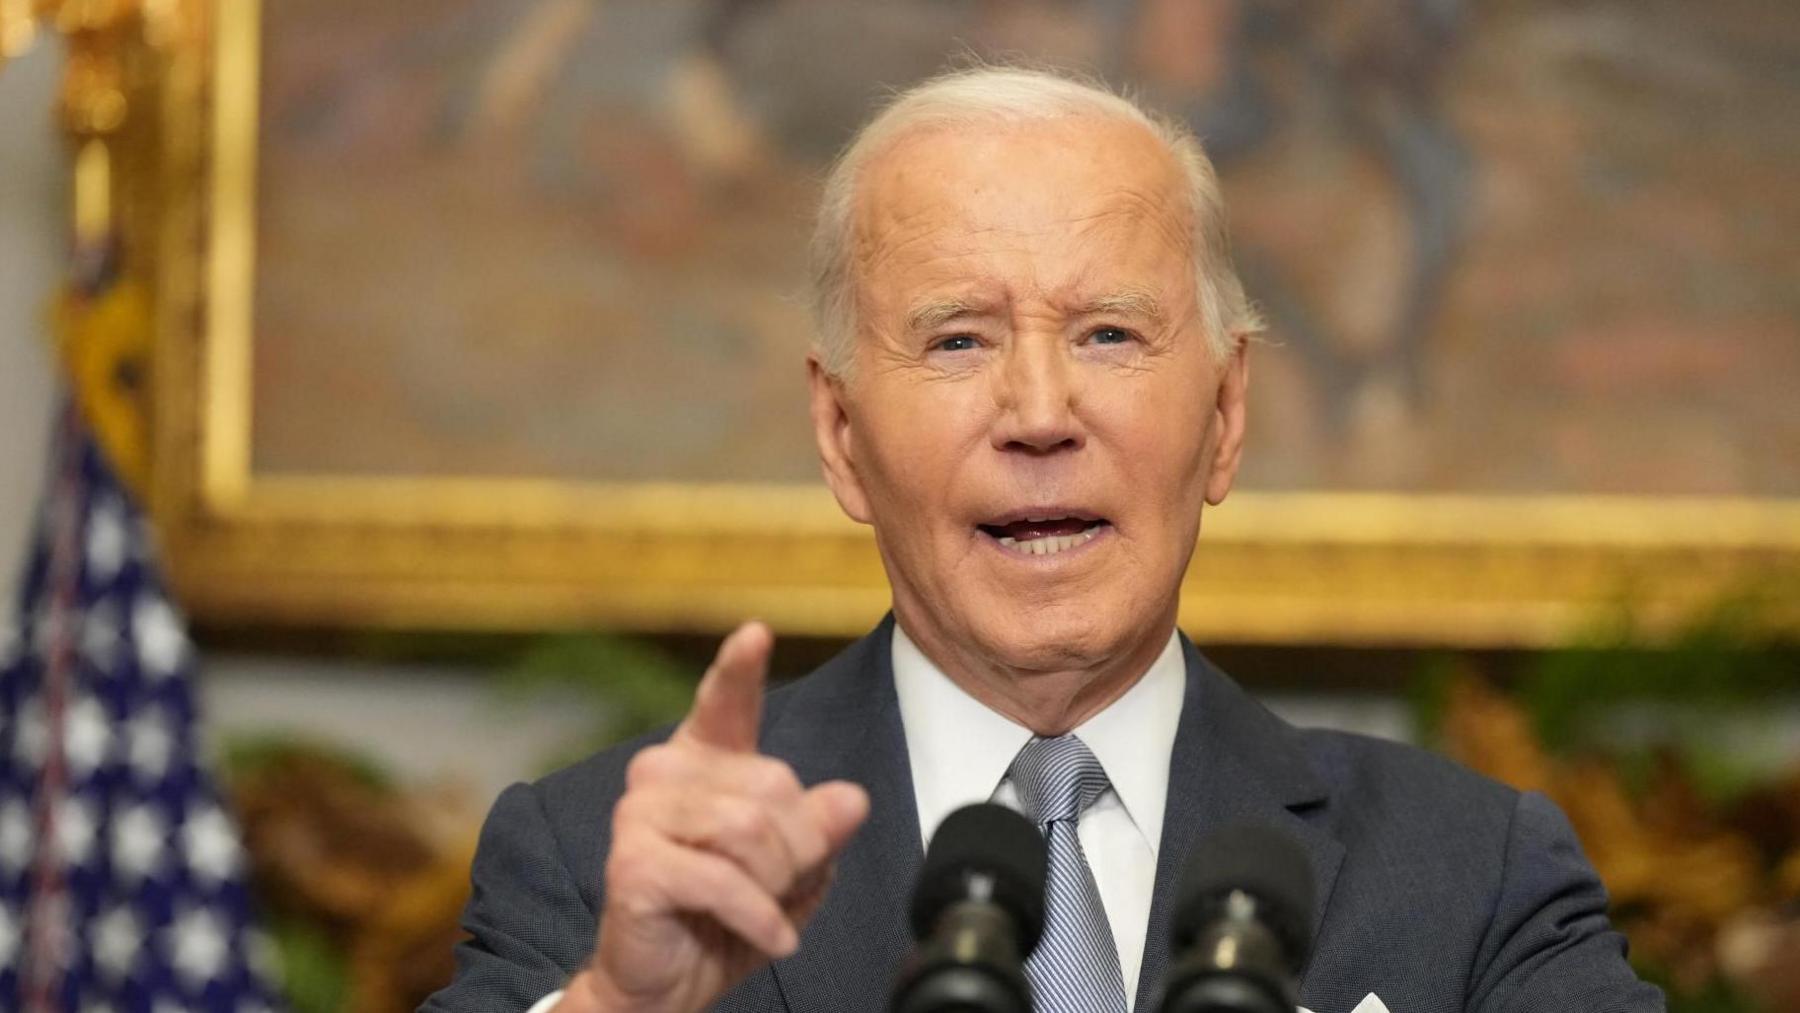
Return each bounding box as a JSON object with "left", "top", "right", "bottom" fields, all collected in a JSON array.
[
  {"left": 1090, "top": 327, "right": 1132, "bottom": 345},
  {"left": 934, "top": 335, "right": 980, "bottom": 352}
]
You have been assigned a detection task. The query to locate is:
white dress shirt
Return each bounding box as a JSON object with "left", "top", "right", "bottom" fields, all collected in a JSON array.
[
  {"left": 892, "top": 622, "right": 1186, "bottom": 1010},
  {"left": 529, "top": 624, "right": 1186, "bottom": 1013}
]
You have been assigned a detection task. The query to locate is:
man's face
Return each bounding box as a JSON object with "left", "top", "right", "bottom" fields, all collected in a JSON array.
[{"left": 810, "top": 114, "right": 1248, "bottom": 676}]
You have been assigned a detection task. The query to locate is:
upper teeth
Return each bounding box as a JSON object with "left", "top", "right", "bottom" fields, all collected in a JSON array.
[{"left": 996, "top": 528, "right": 1099, "bottom": 556}]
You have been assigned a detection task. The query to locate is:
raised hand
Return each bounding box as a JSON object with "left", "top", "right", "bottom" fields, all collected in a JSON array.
[{"left": 558, "top": 622, "right": 870, "bottom": 1013}]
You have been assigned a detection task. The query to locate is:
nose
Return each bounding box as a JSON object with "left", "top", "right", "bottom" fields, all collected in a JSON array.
[{"left": 990, "top": 335, "right": 1084, "bottom": 455}]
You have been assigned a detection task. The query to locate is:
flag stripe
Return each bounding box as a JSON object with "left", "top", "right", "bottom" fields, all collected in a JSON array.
[{"left": 25, "top": 405, "right": 83, "bottom": 1011}]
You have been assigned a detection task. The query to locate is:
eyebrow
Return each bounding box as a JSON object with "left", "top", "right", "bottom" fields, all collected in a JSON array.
[
  {"left": 905, "top": 298, "right": 993, "bottom": 333},
  {"left": 1073, "top": 290, "right": 1165, "bottom": 322},
  {"left": 902, "top": 290, "right": 1167, "bottom": 332}
]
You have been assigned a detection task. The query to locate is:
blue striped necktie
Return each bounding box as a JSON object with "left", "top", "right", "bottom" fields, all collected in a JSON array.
[{"left": 1010, "top": 734, "right": 1131, "bottom": 1013}]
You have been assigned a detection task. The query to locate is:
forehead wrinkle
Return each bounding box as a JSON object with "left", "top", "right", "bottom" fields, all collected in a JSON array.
[
  {"left": 851, "top": 123, "right": 1196, "bottom": 342},
  {"left": 850, "top": 156, "right": 967, "bottom": 283},
  {"left": 1073, "top": 184, "right": 1194, "bottom": 255},
  {"left": 852, "top": 202, "right": 933, "bottom": 287},
  {"left": 855, "top": 193, "right": 1016, "bottom": 288}
]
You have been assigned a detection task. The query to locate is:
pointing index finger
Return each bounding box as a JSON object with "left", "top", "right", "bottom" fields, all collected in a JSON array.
[{"left": 677, "top": 621, "right": 772, "bottom": 753}]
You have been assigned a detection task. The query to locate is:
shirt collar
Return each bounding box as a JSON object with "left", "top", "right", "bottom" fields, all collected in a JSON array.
[
  {"left": 1070, "top": 630, "right": 1185, "bottom": 859},
  {"left": 891, "top": 622, "right": 1186, "bottom": 855},
  {"left": 892, "top": 623, "right": 1034, "bottom": 849}
]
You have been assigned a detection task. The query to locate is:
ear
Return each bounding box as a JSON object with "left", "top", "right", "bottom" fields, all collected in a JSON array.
[
  {"left": 1203, "top": 337, "right": 1250, "bottom": 506},
  {"left": 808, "top": 355, "right": 873, "bottom": 524}
]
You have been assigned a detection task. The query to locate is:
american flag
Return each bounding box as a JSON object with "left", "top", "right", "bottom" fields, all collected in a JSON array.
[{"left": 0, "top": 407, "right": 284, "bottom": 1011}]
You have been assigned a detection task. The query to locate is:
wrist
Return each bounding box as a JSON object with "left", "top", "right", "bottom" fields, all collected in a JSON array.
[{"left": 556, "top": 967, "right": 673, "bottom": 1013}]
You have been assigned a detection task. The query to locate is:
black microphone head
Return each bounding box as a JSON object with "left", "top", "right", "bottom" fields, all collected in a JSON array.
[
  {"left": 1173, "top": 823, "right": 1315, "bottom": 970},
  {"left": 910, "top": 803, "right": 1047, "bottom": 954}
]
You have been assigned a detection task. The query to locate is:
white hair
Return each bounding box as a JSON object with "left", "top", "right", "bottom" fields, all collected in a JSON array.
[{"left": 809, "top": 66, "right": 1263, "bottom": 378}]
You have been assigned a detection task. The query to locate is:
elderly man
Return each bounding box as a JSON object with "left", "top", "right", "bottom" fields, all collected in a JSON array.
[{"left": 426, "top": 68, "right": 1661, "bottom": 1013}]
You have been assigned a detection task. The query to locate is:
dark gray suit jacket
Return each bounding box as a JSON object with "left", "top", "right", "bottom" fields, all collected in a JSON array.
[{"left": 425, "top": 619, "right": 1663, "bottom": 1012}]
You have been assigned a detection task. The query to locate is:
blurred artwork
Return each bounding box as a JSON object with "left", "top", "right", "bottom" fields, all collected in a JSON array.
[{"left": 250, "top": 0, "right": 1800, "bottom": 494}]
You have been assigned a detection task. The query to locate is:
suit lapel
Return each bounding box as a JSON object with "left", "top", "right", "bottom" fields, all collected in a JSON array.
[
  {"left": 762, "top": 617, "right": 922, "bottom": 1012},
  {"left": 1133, "top": 638, "right": 1345, "bottom": 1012},
  {"left": 754, "top": 624, "right": 1345, "bottom": 1012}
]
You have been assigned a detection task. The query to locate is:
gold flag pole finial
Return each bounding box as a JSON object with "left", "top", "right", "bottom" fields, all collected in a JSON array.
[
  {"left": 0, "top": 0, "right": 36, "bottom": 62},
  {"left": 40, "top": 0, "right": 157, "bottom": 497},
  {"left": 0, "top": 0, "right": 59, "bottom": 63}
]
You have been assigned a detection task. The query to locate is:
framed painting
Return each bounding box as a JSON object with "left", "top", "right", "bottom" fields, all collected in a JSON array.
[{"left": 127, "top": 0, "right": 1796, "bottom": 644}]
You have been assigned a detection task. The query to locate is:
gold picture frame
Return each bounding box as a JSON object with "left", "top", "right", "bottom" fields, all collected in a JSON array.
[{"left": 121, "top": 0, "right": 1797, "bottom": 646}]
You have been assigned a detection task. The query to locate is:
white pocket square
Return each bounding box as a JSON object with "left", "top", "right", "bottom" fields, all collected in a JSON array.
[{"left": 1299, "top": 995, "right": 1391, "bottom": 1013}]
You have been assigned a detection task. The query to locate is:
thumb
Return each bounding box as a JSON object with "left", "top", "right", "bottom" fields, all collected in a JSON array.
[{"left": 804, "top": 780, "right": 871, "bottom": 857}]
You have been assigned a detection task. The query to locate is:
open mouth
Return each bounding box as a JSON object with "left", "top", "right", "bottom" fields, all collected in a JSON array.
[{"left": 976, "top": 514, "right": 1111, "bottom": 557}]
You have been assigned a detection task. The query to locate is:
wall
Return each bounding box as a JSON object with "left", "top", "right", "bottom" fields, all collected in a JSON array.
[
  {"left": 1, "top": 45, "right": 594, "bottom": 810},
  {"left": 0, "top": 45, "right": 60, "bottom": 589}
]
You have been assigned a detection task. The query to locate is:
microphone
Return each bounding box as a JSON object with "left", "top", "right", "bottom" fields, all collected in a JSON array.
[
  {"left": 1159, "top": 823, "right": 1315, "bottom": 1013},
  {"left": 891, "top": 803, "right": 1047, "bottom": 1013}
]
